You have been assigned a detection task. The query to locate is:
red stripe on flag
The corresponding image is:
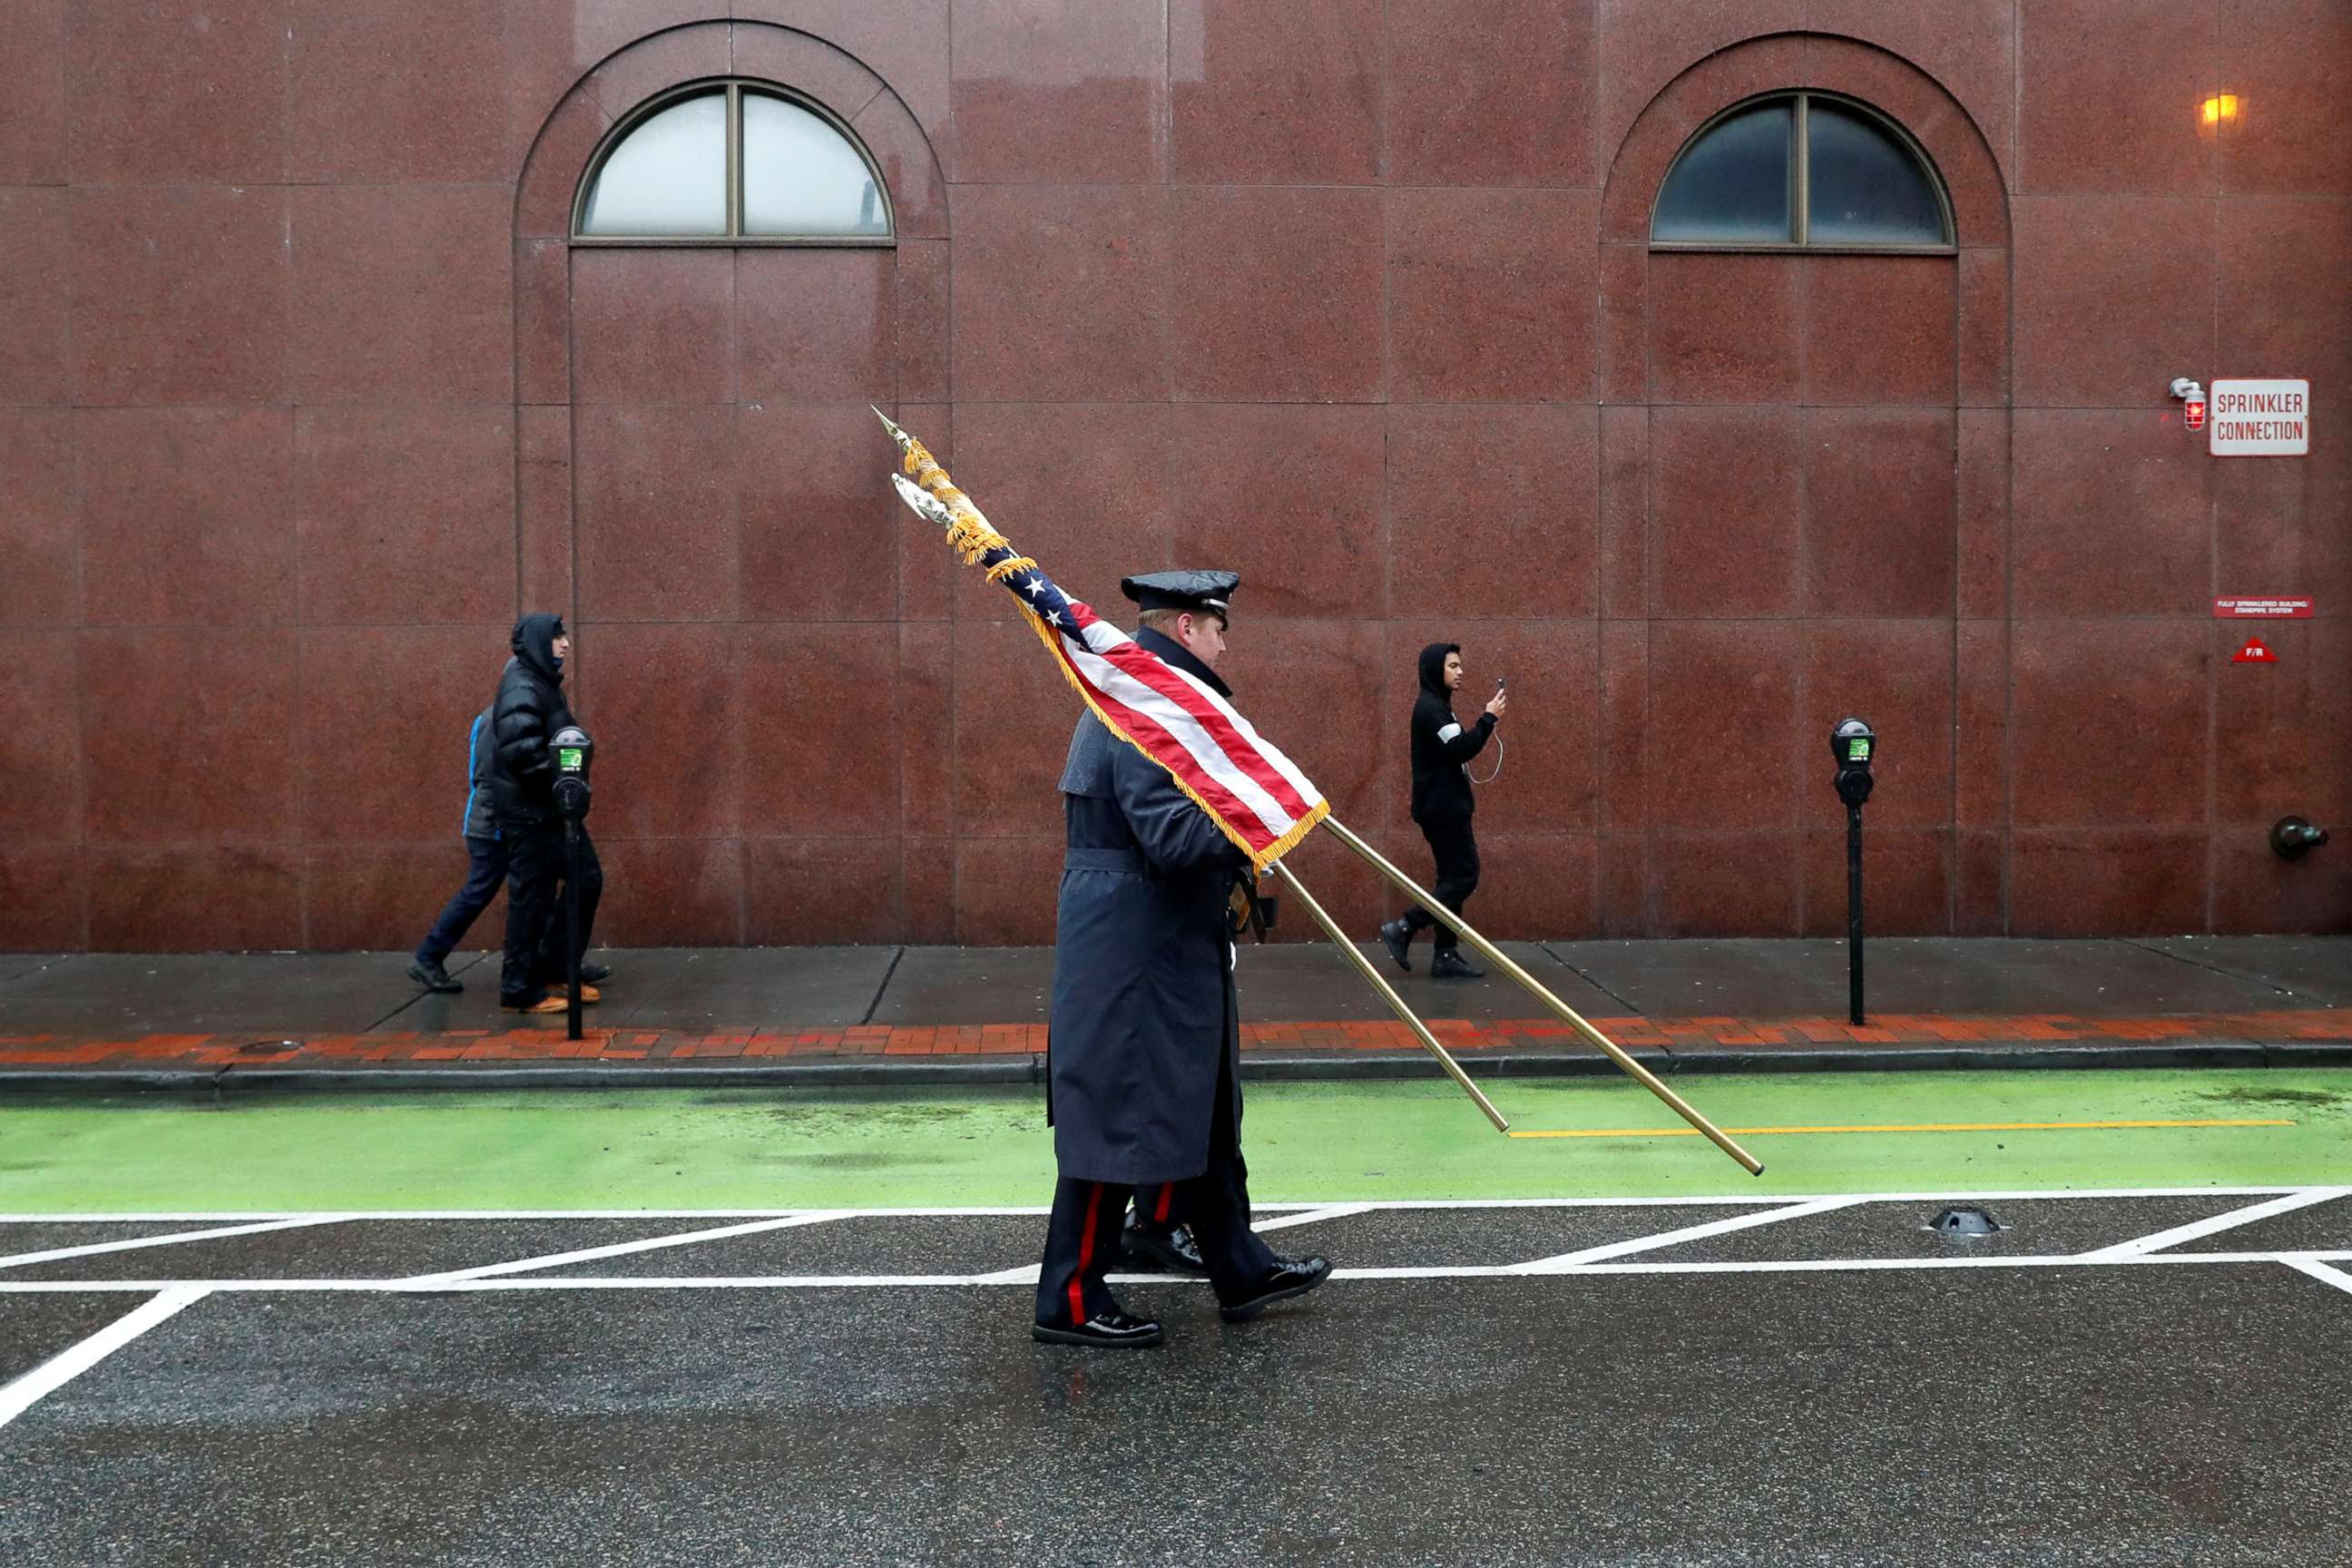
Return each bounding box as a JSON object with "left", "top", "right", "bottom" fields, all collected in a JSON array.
[
  {"left": 1060, "top": 603, "right": 1315, "bottom": 819},
  {"left": 1051, "top": 639, "right": 1273, "bottom": 842}
]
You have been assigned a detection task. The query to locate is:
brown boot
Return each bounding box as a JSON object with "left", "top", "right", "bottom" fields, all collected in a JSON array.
[{"left": 503, "top": 994, "right": 567, "bottom": 1015}]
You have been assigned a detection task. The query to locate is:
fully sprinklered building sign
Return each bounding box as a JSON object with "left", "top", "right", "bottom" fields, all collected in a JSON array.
[{"left": 2209, "top": 378, "right": 2311, "bottom": 456}]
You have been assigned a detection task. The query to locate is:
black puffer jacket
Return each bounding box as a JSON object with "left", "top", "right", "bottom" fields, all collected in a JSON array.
[
  {"left": 487, "top": 612, "right": 576, "bottom": 826},
  {"left": 1408, "top": 641, "right": 1494, "bottom": 825}
]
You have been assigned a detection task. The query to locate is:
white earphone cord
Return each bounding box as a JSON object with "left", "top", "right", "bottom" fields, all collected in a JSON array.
[{"left": 1469, "top": 733, "right": 1503, "bottom": 787}]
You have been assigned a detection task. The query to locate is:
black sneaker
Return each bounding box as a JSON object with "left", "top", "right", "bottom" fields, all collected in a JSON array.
[
  {"left": 1378, "top": 918, "right": 1413, "bottom": 973},
  {"left": 1430, "top": 949, "right": 1485, "bottom": 980},
  {"left": 577, "top": 961, "right": 612, "bottom": 985},
  {"left": 407, "top": 958, "right": 462, "bottom": 995}
]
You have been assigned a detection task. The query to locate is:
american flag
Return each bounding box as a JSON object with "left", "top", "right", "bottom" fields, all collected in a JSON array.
[
  {"left": 884, "top": 454, "right": 1328, "bottom": 870},
  {"left": 989, "top": 545, "right": 1328, "bottom": 868}
]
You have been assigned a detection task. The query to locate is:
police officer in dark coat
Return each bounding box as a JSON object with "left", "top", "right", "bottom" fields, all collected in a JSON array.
[
  {"left": 1033, "top": 571, "right": 1331, "bottom": 1348},
  {"left": 487, "top": 612, "right": 607, "bottom": 1014}
]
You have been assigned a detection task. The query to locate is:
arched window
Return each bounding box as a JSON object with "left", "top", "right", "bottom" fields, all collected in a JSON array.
[
  {"left": 574, "top": 82, "right": 894, "bottom": 244},
  {"left": 1651, "top": 93, "right": 1951, "bottom": 250}
]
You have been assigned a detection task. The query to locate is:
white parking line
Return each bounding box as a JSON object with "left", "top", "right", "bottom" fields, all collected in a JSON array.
[
  {"left": 0, "top": 1190, "right": 2317, "bottom": 1224},
  {"left": 2, "top": 1249, "right": 2351, "bottom": 1295},
  {"left": 1253, "top": 1202, "right": 1375, "bottom": 1232},
  {"left": 0, "top": 1286, "right": 210, "bottom": 1429},
  {"left": 397, "top": 1213, "right": 855, "bottom": 1287},
  {"left": 0, "top": 1216, "right": 353, "bottom": 1272},
  {"left": 2281, "top": 1258, "right": 2352, "bottom": 1298},
  {"left": 2079, "top": 1188, "right": 2348, "bottom": 1260},
  {"left": 1512, "top": 1197, "right": 1865, "bottom": 1272}
]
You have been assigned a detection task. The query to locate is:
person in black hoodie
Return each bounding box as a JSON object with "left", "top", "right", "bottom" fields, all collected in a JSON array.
[
  {"left": 488, "top": 612, "right": 606, "bottom": 1014},
  {"left": 1378, "top": 642, "right": 1505, "bottom": 979}
]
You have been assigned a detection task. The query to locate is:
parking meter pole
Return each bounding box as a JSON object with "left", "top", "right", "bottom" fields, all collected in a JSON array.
[
  {"left": 1829, "top": 718, "right": 1877, "bottom": 1029},
  {"left": 548, "top": 724, "right": 594, "bottom": 1044},
  {"left": 564, "top": 817, "right": 583, "bottom": 1043},
  {"left": 1847, "top": 800, "right": 1865, "bottom": 1027}
]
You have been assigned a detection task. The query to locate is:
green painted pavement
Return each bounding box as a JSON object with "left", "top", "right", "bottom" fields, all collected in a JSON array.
[{"left": 2, "top": 1070, "right": 2348, "bottom": 1213}]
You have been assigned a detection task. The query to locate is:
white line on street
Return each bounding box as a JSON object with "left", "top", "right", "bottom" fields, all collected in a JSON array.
[
  {"left": 1512, "top": 1196, "right": 1866, "bottom": 1272},
  {"left": 970, "top": 1263, "right": 1042, "bottom": 1284},
  {"left": 2080, "top": 1188, "right": 2348, "bottom": 1260},
  {"left": 396, "top": 1213, "right": 855, "bottom": 1287},
  {"left": 0, "top": 1216, "right": 353, "bottom": 1272},
  {"left": 2281, "top": 1258, "right": 2352, "bottom": 1298},
  {"left": 0, "top": 1190, "right": 2315, "bottom": 1224},
  {"left": 1253, "top": 1202, "right": 1376, "bottom": 1232},
  {"left": 0, "top": 1286, "right": 210, "bottom": 1429},
  {"left": 2, "top": 1250, "right": 2351, "bottom": 1294}
]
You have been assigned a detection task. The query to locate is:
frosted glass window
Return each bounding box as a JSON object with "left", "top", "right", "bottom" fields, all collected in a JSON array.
[
  {"left": 742, "top": 93, "right": 889, "bottom": 237},
  {"left": 1807, "top": 101, "right": 1948, "bottom": 244},
  {"left": 1651, "top": 102, "right": 1793, "bottom": 244},
  {"left": 578, "top": 92, "right": 729, "bottom": 236}
]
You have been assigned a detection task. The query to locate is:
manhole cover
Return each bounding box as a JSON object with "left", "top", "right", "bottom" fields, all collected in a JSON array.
[{"left": 1926, "top": 1206, "right": 2004, "bottom": 1239}]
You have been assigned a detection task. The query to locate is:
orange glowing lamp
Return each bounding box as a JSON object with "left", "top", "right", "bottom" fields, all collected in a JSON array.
[{"left": 2200, "top": 93, "right": 2242, "bottom": 127}]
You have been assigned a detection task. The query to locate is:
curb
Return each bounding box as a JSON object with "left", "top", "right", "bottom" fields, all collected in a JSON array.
[{"left": 3, "top": 1040, "right": 2347, "bottom": 1094}]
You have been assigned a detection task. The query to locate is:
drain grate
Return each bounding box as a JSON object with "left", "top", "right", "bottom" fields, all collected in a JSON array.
[{"left": 1926, "top": 1206, "right": 2005, "bottom": 1239}]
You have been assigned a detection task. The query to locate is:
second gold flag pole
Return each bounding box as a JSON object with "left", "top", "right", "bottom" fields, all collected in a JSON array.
[
  {"left": 1269, "top": 861, "right": 1510, "bottom": 1134},
  {"left": 1322, "top": 818, "right": 1765, "bottom": 1176}
]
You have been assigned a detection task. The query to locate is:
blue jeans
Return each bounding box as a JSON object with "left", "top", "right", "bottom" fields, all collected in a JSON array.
[{"left": 416, "top": 837, "right": 509, "bottom": 966}]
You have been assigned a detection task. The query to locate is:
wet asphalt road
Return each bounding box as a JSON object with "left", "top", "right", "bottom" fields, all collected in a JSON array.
[{"left": 4, "top": 1200, "right": 2350, "bottom": 1566}]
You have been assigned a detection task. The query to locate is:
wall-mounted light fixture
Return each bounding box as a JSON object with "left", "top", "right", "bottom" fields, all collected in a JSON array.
[{"left": 2200, "top": 93, "right": 2242, "bottom": 128}]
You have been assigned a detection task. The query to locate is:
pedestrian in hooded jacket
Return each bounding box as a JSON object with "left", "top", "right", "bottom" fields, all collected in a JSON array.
[
  {"left": 404, "top": 706, "right": 505, "bottom": 995},
  {"left": 487, "top": 612, "right": 608, "bottom": 1014},
  {"left": 1378, "top": 642, "right": 1506, "bottom": 979}
]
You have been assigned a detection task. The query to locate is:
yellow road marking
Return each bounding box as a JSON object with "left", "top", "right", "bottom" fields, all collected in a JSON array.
[{"left": 1506, "top": 1118, "right": 2296, "bottom": 1140}]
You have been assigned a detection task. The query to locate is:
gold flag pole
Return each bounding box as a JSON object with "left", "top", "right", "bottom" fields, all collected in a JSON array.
[
  {"left": 871, "top": 407, "right": 1746, "bottom": 1164},
  {"left": 1266, "top": 861, "right": 1509, "bottom": 1133},
  {"left": 1323, "top": 818, "right": 1765, "bottom": 1177}
]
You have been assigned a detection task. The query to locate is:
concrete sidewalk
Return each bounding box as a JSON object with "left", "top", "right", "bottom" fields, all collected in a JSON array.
[{"left": 2, "top": 936, "right": 2348, "bottom": 1089}]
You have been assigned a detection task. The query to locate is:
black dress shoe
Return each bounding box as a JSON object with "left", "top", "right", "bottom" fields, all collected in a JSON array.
[
  {"left": 1430, "top": 949, "right": 1485, "bottom": 980},
  {"left": 407, "top": 959, "right": 462, "bottom": 995},
  {"left": 577, "top": 961, "right": 612, "bottom": 984},
  {"left": 1219, "top": 1255, "right": 1332, "bottom": 1322},
  {"left": 1121, "top": 1219, "right": 1207, "bottom": 1275},
  {"left": 1378, "top": 918, "right": 1413, "bottom": 973},
  {"left": 1032, "top": 1310, "right": 1163, "bottom": 1348}
]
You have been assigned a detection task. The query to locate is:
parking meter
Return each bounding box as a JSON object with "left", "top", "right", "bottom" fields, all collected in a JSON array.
[
  {"left": 552, "top": 726, "right": 593, "bottom": 819},
  {"left": 1830, "top": 718, "right": 1876, "bottom": 1025},
  {"left": 1831, "top": 719, "right": 1876, "bottom": 808},
  {"left": 550, "top": 726, "right": 593, "bottom": 1039}
]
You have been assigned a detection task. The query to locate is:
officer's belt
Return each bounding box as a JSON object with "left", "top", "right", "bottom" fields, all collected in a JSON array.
[{"left": 1063, "top": 848, "right": 1146, "bottom": 873}]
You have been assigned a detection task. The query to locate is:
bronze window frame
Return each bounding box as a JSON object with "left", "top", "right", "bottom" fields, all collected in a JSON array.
[
  {"left": 571, "top": 79, "right": 898, "bottom": 248},
  {"left": 1648, "top": 90, "right": 1956, "bottom": 255}
]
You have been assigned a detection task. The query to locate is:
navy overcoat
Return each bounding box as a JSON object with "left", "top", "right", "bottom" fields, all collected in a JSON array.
[{"left": 1046, "top": 706, "right": 1247, "bottom": 1185}]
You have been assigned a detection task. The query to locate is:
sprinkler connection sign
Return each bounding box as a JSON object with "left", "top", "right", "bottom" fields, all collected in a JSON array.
[{"left": 2209, "top": 379, "right": 2310, "bottom": 456}]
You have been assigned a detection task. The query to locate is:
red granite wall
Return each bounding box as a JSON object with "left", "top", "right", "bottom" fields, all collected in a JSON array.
[{"left": 2, "top": 0, "right": 2346, "bottom": 950}]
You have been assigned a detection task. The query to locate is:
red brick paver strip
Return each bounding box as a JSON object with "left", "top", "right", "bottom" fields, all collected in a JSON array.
[{"left": 5, "top": 1010, "right": 2350, "bottom": 1073}]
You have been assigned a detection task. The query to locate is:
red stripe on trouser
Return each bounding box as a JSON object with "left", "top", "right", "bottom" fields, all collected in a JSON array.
[
  {"left": 1070, "top": 1182, "right": 1102, "bottom": 1326},
  {"left": 1154, "top": 1185, "right": 1172, "bottom": 1224}
]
